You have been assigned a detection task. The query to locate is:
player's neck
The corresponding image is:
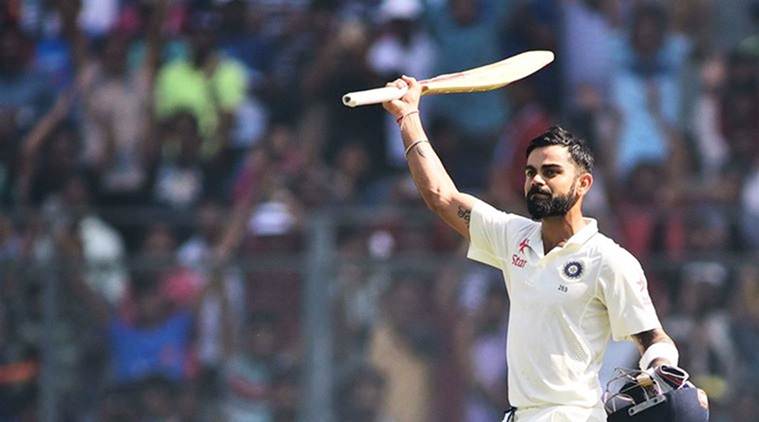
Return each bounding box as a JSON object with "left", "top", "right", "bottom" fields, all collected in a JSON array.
[{"left": 540, "top": 209, "right": 587, "bottom": 252}]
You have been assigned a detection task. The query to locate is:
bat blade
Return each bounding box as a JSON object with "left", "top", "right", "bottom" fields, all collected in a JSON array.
[
  {"left": 342, "top": 50, "right": 554, "bottom": 107},
  {"left": 421, "top": 50, "right": 554, "bottom": 94}
]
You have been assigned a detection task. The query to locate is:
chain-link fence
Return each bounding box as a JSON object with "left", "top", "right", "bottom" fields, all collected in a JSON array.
[{"left": 1, "top": 206, "right": 757, "bottom": 421}]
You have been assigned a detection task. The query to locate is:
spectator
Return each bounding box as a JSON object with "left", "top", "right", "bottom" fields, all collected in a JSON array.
[
  {"left": 0, "top": 24, "right": 54, "bottom": 138},
  {"left": 462, "top": 282, "right": 509, "bottom": 422},
  {"left": 0, "top": 23, "right": 57, "bottom": 205},
  {"left": 246, "top": 182, "right": 302, "bottom": 240},
  {"left": 369, "top": 0, "right": 434, "bottom": 83},
  {"left": 690, "top": 55, "right": 729, "bottom": 181},
  {"left": 154, "top": 112, "right": 206, "bottom": 209},
  {"left": 77, "top": 8, "right": 165, "bottom": 204},
  {"left": 491, "top": 81, "right": 552, "bottom": 197},
  {"left": 561, "top": 0, "right": 621, "bottom": 100},
  {"left": 262, "top": 123, "right": 309, "bottom": 187},
  {"left": 216, "top": 0, "right": 272, "bottom": 76},
  {"left": 506, "top": 0, "right": 562, "bottom": 111},
  {"left": 288, "top": 141, "right": 334, "bottom": 209},
  {"left": 33, "top": 14, "right": 188, "bottom": 210},
  {"left": 614, "top": 162, "right": 685, "bottom": 260},
  {"left": 718, "top": 50, "right": 758, "bottom": 164},
  {"left": 18, "top": 119, "right": 82, "bottom": 206},
  {"left": 154, "top": 10, "right": 248, "bottom": 158},
  {"left": 3, "top": 1, "right": 759, "bottom": 420},
  {"left": 61, "top": 228, "right": 218, "bottom": 387},
  {"left": 136, "top": 222, "right": 205, "bottom": 308},
  {"left": 368, "top": 276, "right": 439, "bottom": 422},
  {"left": 330, "top": 143, "right": 372, "bottom": 205},
  {"left": 231, "top": 145, "right": 272, "bottom": 206},
  {"left": 222, "top": 312, "right": 281, "bottom": 422},
  {"left": 301, "top": 19, "right": 386, "bottom": 176},
  {"left": 108, "top": 275, "right": 195, "bottom": 384},
  {"left": 264, "top": 2, "right": 329, "bottom": 121},
  {"left": 609, "top": 2, "right": 689, "bottom": 177},
  {"left": 665, "top": 262, "right": 737, "bottom": 403},
  {"left": 367, "top": 0, "right": 435, "bottom": 165},
  {"left": 333, "top": 232, "right": 391, "bottom": 366},
  {"left": 424, "top": 0, "right": 513, "bottom": 141},
  {"left": 563, "top": 83, "right": 618, "bottom": 221},
  {"left": 178, "top": 200, "right": 246, "bottom": 396},
  {"left": 682, "top": 206, "right": 732, "bottom": 255},
  {"left": 212, "top": 1, "right": 272, "bottom": 153},
  {"left": 178, "top": 200, "right": 225, "bottom": 267},
  {"left": 45, "top": 175, "right": 128, "bottom": 305}
]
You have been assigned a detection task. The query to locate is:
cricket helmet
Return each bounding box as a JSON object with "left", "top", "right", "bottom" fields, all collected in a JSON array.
[{"left": 603, "top": 365, "right": 709, "bottom": 422}]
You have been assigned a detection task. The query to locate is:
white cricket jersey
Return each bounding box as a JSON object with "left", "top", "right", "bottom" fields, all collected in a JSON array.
[{"left": 466, "top": 199, "right": 661, "bottom": 411}]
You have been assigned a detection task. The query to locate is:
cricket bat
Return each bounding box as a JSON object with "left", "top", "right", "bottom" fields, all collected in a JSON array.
[{"left": 342, "top": 50, "right": 554, "bottom": 108}]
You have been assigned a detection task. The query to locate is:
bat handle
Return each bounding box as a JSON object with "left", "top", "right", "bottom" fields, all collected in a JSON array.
[{"left": 342, "top": 85, "right": 408, "bottom": 107}]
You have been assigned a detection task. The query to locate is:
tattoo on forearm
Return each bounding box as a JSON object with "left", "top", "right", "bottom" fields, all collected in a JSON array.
[
  {"left": 457, "top": 206, "right": 471, "bottom": 227},
  {"left": 634, "top": 329, "right": 666, "bottom": 348}
]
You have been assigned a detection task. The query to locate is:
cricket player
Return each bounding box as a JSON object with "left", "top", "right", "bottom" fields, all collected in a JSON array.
[{"left": 382, "top": 76, "right": 679, "bottom": 422}]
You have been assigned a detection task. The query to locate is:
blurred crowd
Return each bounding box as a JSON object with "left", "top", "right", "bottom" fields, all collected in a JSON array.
[{"left": 0, "top": 0, "right": 758, "bottom": 421}]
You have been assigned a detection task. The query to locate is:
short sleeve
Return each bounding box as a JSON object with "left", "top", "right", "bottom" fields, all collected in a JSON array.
[
  {"left": 599, "top": 248, "right": 662, "bottom": 341},
  {"left": 466, "top": 199, "right": 516, "bottom": 269}
]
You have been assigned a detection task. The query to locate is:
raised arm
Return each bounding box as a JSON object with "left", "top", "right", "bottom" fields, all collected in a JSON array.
[
  {"left": 191, "top": 188, "right": 262, "bottom": 357},
  {"left": 17, "top": 89, "right": 76, "bottom": 205},
  {"left": 382, "top": 76, "right": 477, "bottom": 238},
  {"left": 58, "top": 0, "right": 87, "bottom": 74}
]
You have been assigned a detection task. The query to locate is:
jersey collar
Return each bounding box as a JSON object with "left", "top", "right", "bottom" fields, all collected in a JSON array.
[
  {"left": 564, "top": 218, "right": 598, "bottom": 247},
  {"left": 529, "top": 218, "right": 599, "bottom": 257}
]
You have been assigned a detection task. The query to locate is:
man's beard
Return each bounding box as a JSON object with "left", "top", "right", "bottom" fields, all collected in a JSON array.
[{"left": 526, "top": 184, "right": 579, "bottom": 220}]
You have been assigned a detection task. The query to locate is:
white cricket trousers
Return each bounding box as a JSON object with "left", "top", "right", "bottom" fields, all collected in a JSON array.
[{"left": 502, "top": 405, "right": 606, "bottom": 422}]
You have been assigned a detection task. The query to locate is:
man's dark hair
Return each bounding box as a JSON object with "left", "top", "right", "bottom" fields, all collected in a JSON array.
[{"left": 525, "top": 126, "right": 594, "bottom": 173}]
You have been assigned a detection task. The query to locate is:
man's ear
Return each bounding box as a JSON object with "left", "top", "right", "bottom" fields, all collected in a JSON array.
[{"left": 577, "top": 172, "right": 593, "bottom": 195}]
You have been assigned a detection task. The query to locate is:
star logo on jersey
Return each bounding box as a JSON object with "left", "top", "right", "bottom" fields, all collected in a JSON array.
[
  {"left": 512, "top": 254, "right": 527, "bottom": 268},
  {"left": 562, "top": 261, "right": 583, "bottom": 279},
  {"left": 518, "top": 238, "right": 530, "bottom": 254}
]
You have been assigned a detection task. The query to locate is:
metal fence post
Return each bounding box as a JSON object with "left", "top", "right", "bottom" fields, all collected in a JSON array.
[
  {"left": 39, "top": 258, "right": 58, "bottom": 422},
  {"left": 301, "top": 212, "right": 335, "bottom": 421}
]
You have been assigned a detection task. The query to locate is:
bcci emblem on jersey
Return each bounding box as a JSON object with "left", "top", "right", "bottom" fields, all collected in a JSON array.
[{"left": 563, "top": 261, "right": 584, "bottom": 279}]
